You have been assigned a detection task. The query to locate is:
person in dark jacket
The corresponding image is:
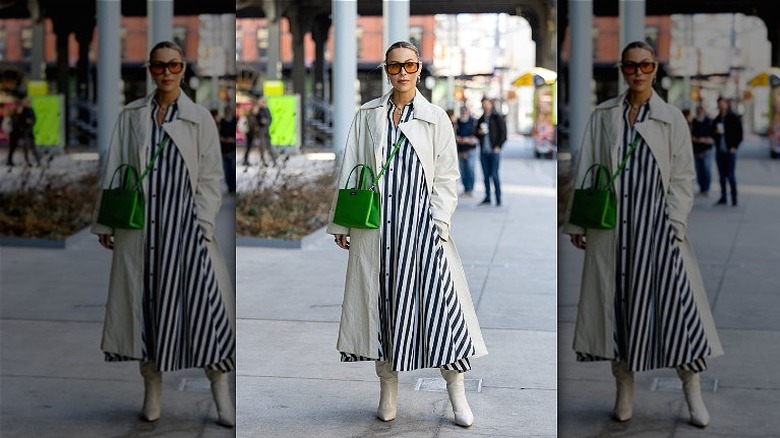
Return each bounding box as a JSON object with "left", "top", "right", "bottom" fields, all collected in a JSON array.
[
  {"left": 475, "top": 97, "right": 507, "bottom": 206},
  {"left": 712, "top": 97, "right": 743, "bottom": 206},
  {"left": 6, "top": 96, "right": 41, "bottom": 167},
  {"left": 455, "top": 105, "right": 478, "bottom": 197},
  {"left": 690, "top": 105, "right": 714, "bottom": 196}
]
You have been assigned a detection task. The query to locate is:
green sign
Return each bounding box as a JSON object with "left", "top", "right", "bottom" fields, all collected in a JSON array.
[
  {"left": 266, "top": 95, "right": 298, "bottom": 148},
  {"left": 31, "top": 95, "right": 62, "bottom": 147}
]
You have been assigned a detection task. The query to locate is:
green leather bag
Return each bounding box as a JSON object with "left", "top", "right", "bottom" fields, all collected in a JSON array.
[
  {"left": 569, "top": 135, "right": 640, "bottom": 230},
  {"left": 332, "top": 135, "right": 405, "bottom": 230},
  {"left": 97, "top": 135, "right": 170, "bottom": 230},
  {"left": 97, "top": 164, "right": 146, "bottom": 229},
  {"left": 569, "top": 163, "right": 617, "bottom": 229}
]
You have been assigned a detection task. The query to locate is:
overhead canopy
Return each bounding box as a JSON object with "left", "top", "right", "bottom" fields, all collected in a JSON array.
[
  {"left": 747, "top": 68, "right": 780, "bottom": 87},
  {"left": 513, "top": 67, "right": 557, "bottom": 87}
]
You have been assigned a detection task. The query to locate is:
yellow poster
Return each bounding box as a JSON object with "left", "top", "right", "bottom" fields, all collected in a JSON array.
[
  {"left": 266, "top": 95, "right": 298, "bottom": 148},
  {"left": 31, "top": 95, "right": 63, "bottom": 147}
]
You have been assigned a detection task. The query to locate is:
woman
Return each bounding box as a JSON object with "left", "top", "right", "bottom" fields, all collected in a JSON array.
[
  {"left": 91, "top": 41, "right": 235, "bottom": 427},
  {"left": 562, "top": 41, "right": 724, "bottom": 427},
  {"left": 327, "top": 41, "right": 488, "bottom": 427}
]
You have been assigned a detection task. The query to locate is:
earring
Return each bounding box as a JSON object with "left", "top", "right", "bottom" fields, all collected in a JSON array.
[{"left": 417, "top": 76, "right": 421, "bottom": 83}]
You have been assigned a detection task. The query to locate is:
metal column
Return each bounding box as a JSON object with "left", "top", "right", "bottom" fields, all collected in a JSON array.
[
  {"left": 619, "top": 0, "right": 646, "bottom": 95},
  {"left": 96, "top": 0, "right": 121, "bottom": 163},
  {"left": 147, "top": 0, "right": 174, "bottom": 94},
  {"left": 383, "top": 0, "right": 410, "bottom": 95},
  {"left": 332, "top": 0, "right": 357, "bottom": 158},
  {"left": 568, "top": 0, "right": 593, "bottom": 158}
]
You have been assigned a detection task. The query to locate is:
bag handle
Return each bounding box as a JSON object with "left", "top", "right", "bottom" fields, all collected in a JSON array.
[
  {"left": 580, "top": 134, "right": 642, "bottom": 191},
  {"left": 579, "top": 164, "right": 611, "bottom": 190},
  {"left": 606, "top": 134, "right": 641, "bottom": 187},
  {"left": 373, "top": 134, "right": 406, "bottom": 184},
  {"left": 107, "top": 164, "right": 142, "bottom": 192},
  {"left": 344, "top": 164, "right": 377, "bottom": 190},
  {"left": 135, "top": 134, "right": 171, "bottom": 188}
]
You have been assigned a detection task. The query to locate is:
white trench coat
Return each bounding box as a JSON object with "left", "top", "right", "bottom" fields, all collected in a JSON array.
[
  {"left": 91, "top": 90, "right": 235, "bottom": 359},
  {"left": 562, "top": 90, "right": 724, "bottom": 361},
  {"left": 326, "top": 90, "right": 488, "bottom": 361}
]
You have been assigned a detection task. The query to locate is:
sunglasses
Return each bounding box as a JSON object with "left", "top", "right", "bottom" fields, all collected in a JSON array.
[
  {"left": 385, "top": 62, "right": 421, "bottom": 75},
  {"left": 620, "top": 61, "right": 656, "bottom": 75},
  {"left": 148, "top": 61, "right": 185, "bottom": 75}
]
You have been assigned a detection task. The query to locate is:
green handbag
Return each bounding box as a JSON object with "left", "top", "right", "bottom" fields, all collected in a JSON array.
[
  {"left": 97, "top": 135, "right": 170, "bottom": 230},
  {"left": 569, "top": 163, "right": 617, "bottom": 229},
  {"left": 97, "top": 164, "right": 146, "bottom": 229},
  {"left": 333, "top": 134, "right": 405, "bottom": 229},
  {"left": 569, "top": 135, "right": 640, "bottom": 230}
]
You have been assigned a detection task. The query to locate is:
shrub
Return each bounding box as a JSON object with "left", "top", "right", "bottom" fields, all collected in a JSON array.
[{"left": 236, "top": 156, "right": 336, "bottom": 240}]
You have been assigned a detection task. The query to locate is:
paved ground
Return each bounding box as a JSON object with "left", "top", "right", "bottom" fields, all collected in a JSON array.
[
  {"left": 0, "top": 148, "right": 237, "bottom": 438},
  {"left": 557, "top": 136, "right": 780, "bottom": 438},
  {"left": 235, "top": 136, "right": 559, "bottom": 437}
]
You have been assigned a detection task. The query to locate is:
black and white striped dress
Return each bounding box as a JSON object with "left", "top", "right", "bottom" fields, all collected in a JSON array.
[
  {"left": 341, "top": 101, "right": 475, "bottom": 372},
  {"left": 577, "top": 100, "right": 711, "bottom": 372},
  {"left": 105, "top": 101, "right": 235, "bottom": 373}
]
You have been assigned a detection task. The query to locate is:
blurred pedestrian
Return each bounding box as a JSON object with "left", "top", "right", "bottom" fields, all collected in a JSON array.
[
  {"left": 219, "top": 104, "right": 237, "bottom": 193},
  {"left": 563, "top": 41, "right": 724, "bottom": 428},
  {"left": 327, "top": 40, "right": 487, "bottom": 428},
  {"left": 242, "top": 97, "right": 275, "bottom": 166},
  {"left": 6, "top": 95, "right": 40, "bottom": 167},
  {"left": 691, "top": 105, "right": 714, "bottom": 196},
  {"left": 91, "top": 40, "right": 235, "bottom": 427},
  {"left": 712, "top": 96, "right": 743, "bottom": 206},
  {"left": 475, "top": 97, "right": 507, "bottom": 206},
  {"left": 455, "top": 105, "right": 478, "bottom": 197}
]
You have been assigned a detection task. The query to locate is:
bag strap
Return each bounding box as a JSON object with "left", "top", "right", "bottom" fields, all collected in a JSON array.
[
  {"left": 606, "top": 134, "right": 641, "bottom": 188},
  {"left": 373, "top": 134, "right": 406, "bottom": 185},
  {"left": 579, "top": 164, "right": 611, "bottom": 190},
  {"left": 108, "top": 164, "right": 141, "bottom": 191},
  {"left": 344, "top": 164, "right": 377, "bottom": 190},
  {"left": 135, "top": 134, "right": 171, "bottom": 188}
]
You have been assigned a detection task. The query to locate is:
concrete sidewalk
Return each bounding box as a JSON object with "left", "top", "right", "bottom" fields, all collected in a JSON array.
[
  {"left": 235, "top": 136, "right": 559, "bottom": 437},
  {"left": 0, "top": 171, "right": 237, "bottom": 438},
  {"left": 557, "top": 137, "right": 780, "bottom": 437}
]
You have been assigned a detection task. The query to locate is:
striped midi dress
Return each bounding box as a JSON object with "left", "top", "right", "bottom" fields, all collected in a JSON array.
[
  {"left": 105, "top": 101, "right": 235, "bottom": 373},
  {"left": 577, "top": 100, "right": 711, "bottom": 372},
  {"left": 341, "top": 101, "right": 476, "bottom": 372}
]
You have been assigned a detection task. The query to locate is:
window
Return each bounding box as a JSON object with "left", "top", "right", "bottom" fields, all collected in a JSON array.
[
  {"left": 173, "top": 26, "right": 187, "bottom": 57},
  {"left": 356, "top": 26, "right": 363, "bottom": 59},
  {"left": 256, "top": 26, "right": 268, "bottom": 61},
  {"left": 20, "top": 26, "right": 32, "bottom": 60},
  {"left": 236, "top": 27, "right": 243, "bottom": 61},
  {"left": 0, "top": 28, "right": 6, "bottom": 61},
  {"left": 409, "top": 26, "right": 423, "bottom": 53}
]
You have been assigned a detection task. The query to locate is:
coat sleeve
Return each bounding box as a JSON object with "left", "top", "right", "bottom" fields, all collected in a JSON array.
[
  {"left": 194, "top": 111, "right": 224, "bottom": 241},
  {"left": 326, "top": 111, "right": 361, "bottom": 236},
  {"left": 561, "top": 111, "right": 598, "bottom": 235},
  {"left": 430, "top": 110, "right": 460, "bottom": 241},
  {"left": 666, "top": 110, "right": 696, "bottom": 240}
]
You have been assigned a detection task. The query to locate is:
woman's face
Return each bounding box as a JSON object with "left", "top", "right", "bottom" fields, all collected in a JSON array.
[
  {"left": 621, "top": 47, "right": 656, "bottom": 95},
  {"left": 149, "top": 47, "right": 185, "bottom": 94},
  {"left": 385, "top": 47, "right": 420, "bottom": 94}
]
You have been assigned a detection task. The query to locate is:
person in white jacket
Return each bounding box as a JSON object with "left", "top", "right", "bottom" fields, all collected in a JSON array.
[
  {"left": 92, "top": 40, "right": 235, "bottom": 428},
  {"left": 327, "top": 41, "right": 487, "bottom": 427},
  {"left": 563, "top": 41, "right": 723, "bottom": 428}
]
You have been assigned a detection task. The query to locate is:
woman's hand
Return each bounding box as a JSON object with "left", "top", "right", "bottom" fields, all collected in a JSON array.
[
  {"left": 98, "top": 233, "right": 115, "bottom": 250},
  {"left": 334, "top": 234, "right": 350, "bottom": 250},
  {"left": 570, "top": 233, "right": 586, "bottom": 250}
]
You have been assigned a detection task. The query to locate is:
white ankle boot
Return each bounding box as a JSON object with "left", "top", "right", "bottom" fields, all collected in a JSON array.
[
  {"left": 139, "top": 361, "right": 162, "bottom": 422},
  {"left": 676, "top": 368, "right": 709, "bottom": 427},
  {"left": 205, "top": 369, "right": 236, "bottom": 428},
  {"left": 374, "top": 361, "right": 398, "bottom": 421},
  {"left": 611, "top": 361, "right": 634, "bottom": 422},
  {"left": 440, "top": 369, "right": 474, "bottom": 427}
]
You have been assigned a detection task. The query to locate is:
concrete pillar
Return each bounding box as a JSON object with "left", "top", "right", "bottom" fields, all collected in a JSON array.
[
  {"left": 96, "top": 0, "right": 121, "bottom": 163},
  {"left": 568, "top": 0, "right": 593, "bottom": 157},
  {"left": 333, "top": 0, "right": 357, "bottom": 158},
  {"left": 147, "top": 0, "right": 174, "bottom": 94},
  {"left": 264, "top": 0, "right": 281, "bottom": 80},
  {"left": 28, "top": 0, "right": 44, "bottom": 80},
  {"left": 619, "top": 0, "right": 645, "bottom": 95},
  {"left": 383, "top": 0, "right": 410, "bottom": 95}
]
